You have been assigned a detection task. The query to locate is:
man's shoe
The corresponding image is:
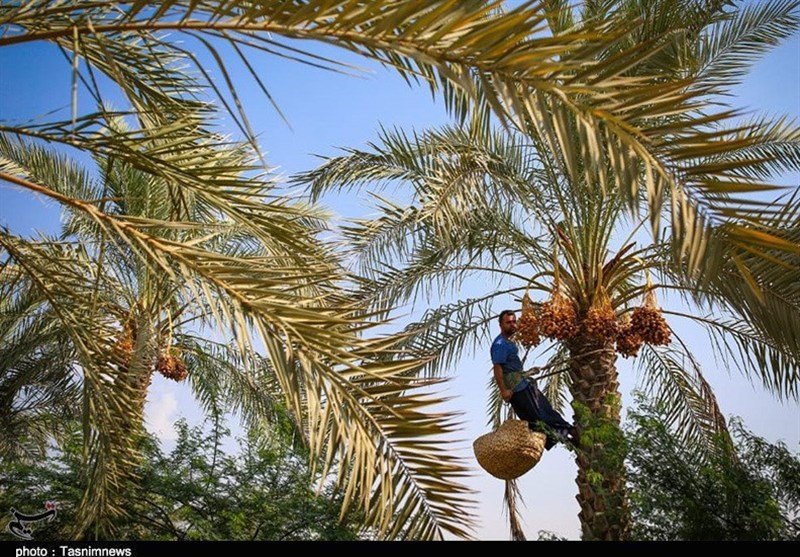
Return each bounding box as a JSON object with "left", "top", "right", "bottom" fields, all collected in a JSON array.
[{"left": 567, "top": 426, "right": 580, "bottom": 445}]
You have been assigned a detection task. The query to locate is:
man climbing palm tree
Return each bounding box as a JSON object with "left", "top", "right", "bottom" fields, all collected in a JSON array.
[{"left": 492, "top": 310, "right": 576, "bottom": 450}]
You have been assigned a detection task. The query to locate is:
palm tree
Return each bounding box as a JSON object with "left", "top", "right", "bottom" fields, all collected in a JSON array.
[
  {"left": 0, "top": 267, "right": 81, "bottom": 460},
  {"left": 294, "top": 2, "right": 800, "bottom": 539},
  {"left": 0, "top": 126, "right": 473, "bottom": 539},
  {"left": 3, "top": 0, "right": 799, "bottom": 540},
  {"left": 296, "top": 119, "right": 800, "bottom": 539},
  {"left": 0, "top": 124, "right": 300, "bottom": 535}
]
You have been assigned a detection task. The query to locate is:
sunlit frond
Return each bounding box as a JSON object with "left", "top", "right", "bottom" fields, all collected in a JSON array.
[
  {"left": 6, "top": 0, "right": 798, "bottom": 267},
  {"left": 665, "top": 194, "right": 800, "bottom": 398},
  {"left": 0, "top": 231, "right": 137, "bottom": 535},
  {"left": 666, "top": 310, "right": 800, "bottom": 401},
  {"left": 503, "top": 477, "right": 527, "bottom": 541},
  {"left": 636, "top": 343, "right": 732, "bottom": 461},
  {"left": 395, "top": 294, "right": 509, "bottom": 379},
  {"left": 0, "top": 270, "right": 81, "bottom": 460},
  {"left": 697, "top": 0, "right": 800, "bottom": 89}
]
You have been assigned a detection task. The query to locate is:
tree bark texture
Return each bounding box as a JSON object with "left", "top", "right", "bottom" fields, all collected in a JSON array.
[{"left": 567, "top": 335, "right": 630, "bottom": 541}]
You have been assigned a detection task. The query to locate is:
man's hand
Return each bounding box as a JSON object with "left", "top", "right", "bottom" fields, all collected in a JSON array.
[{"left": 493, "top": 363, "right": 514, "bottom": 403}]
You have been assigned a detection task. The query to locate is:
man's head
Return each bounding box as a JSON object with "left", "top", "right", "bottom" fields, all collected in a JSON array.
[{"left": 498, "top": 309, "right": 517, "bottom": 338}]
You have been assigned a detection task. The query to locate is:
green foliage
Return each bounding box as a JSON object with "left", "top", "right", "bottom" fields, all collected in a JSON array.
[
  {"left": 536, "top": 529, "right": 568, "bottom": 541},
  {"left": 573, "top": 397, "right": 628, "bottom": 477},
  {"left": 0, "top": 419, "right": 365, "bottom": 541},
  {"left": 0, "top": 272, "right": 82, "bottom": 460},
  {"left": 572, "top": 397, "right": 629, "bottom": 538},
  {"left": 626, "top": 396, "right": 800, "bottom": 540}
]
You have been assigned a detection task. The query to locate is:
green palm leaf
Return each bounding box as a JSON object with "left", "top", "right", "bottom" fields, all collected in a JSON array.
[
  {"left": 697, "top": 0, "right": 800, "bottom": 89},
  {"left": 636, "top": 343, "right": 732, "bottom": 460},
  {"left": 5, "top": 0, "right": 798, "bottom": 267},
  {"left": 0, "top": 269, "right": 81, "bottom": 460},
  {"left": 0, "top": 130, "right": 478, "bottom": 538},
  {"left": 395, "top": 294, "right": 512, "bottom": 379}
]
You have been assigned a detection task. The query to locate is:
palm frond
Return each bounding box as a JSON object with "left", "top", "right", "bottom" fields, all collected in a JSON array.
[
  {"left": 665, "top": 310, "right": 800, "bottom": 401},
  {"left": 294, "top": 123, "right": 560, "bottom": 315},
  {"left": 697, "top": 0, "right": 800, "bottom": 89},
  {"left": 177, "top": 333, "right": 288, "bottom": 433},
  {"left": 664, "top": 195, "right": 800, "bottom": 398},
  {"left": 692, "top": 115, "right": 800, "bottom": 181},
  {"left": 0, "top": 124, "right": 335, "bottom": 267},
  {"left": 664, "top": 115, "right": 800, "bottom": 220},
  {"left": 636, "top": 342, "right": 732, "bottom": 461},
  {"left": 395, "top": 293, "right": 513, "bottom": 379},
  {"left": 0, "top": 271, "right": 81, "bottom": 460},
  {"left": 296, "top": 359, "right": 477, "bottom": 540},
  {"left": 298, "top": 123, "right": 555, "bottom": 231},
  {"left": 341, "top": 197, "right": 427, "bottom": 276},
  {"left": 3, "top": 228, "right": 478, "bottom": 540},
  {"left": 0, "top": 231, "right": 139, "bottom": 536},
  {"left": 8, "top": 0, "right": 798, "bottom": 268},
  {"left": 504, "top": 478, "right": 527, "bottom": 541},
  {"left": 349, "top": 242, "right": 531, "bottom": 316}
]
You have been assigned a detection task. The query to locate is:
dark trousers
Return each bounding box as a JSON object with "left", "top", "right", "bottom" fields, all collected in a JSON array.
[{"left": 509, "top": 381, "right": 572, "bottom": 450}]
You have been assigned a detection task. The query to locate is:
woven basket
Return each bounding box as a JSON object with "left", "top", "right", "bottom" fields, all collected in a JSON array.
[{"left": 473, "top": 419, "right": 546, "bottom": 480}]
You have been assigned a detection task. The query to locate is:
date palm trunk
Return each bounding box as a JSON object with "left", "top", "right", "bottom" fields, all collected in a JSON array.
[
  {"left": 566, "top": 335, "right": 630, "bottom": 540},
  {"left": 125, "top": 311, "right": 157, "bottom": 428},
  {"left": 76, "top": 310, "right": 157, "bottom": 537}
]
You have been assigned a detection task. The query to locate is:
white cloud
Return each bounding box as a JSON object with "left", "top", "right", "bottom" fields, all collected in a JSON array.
[{"left": 145, "top": 389, "right": 179, "bottom": 441}]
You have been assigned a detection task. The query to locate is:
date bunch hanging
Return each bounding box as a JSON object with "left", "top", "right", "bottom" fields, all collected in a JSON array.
[
  {"left": 539, "top": 286, "right": 580, "bottom": 341},
  {"left": 537, "top": 245, "right": 579, "bottom": 341},
  {"left": 156, "top": 346, "right": 188, "bottom": 382},
  {"left": 515, "top": 292, "right": 541, "bottom": 348},
  {"left": 615, "top": 314, "right": 643, "bottom": 358},
  {"left": 583, "top": 287, "right": 619, "bottom": 342},
  {"left": 615, "top": 274, "right": 670, "bottom": 358},
  {"left": 112, "top": 317, "right": 135, "bottom": 370},
  {"left": 155, "top": 310, "right": 189, "bottom": 382},
  {"left": 515, "top": 256, "right": 670, "bottom": 358},
  {"left": 629, "top": 280, "right": 671, "bottom": 346}
]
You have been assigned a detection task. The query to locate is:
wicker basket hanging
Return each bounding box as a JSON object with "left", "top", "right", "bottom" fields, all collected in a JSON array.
[{"left": 473, "top": 419, "right": 547, "bottom": 480}]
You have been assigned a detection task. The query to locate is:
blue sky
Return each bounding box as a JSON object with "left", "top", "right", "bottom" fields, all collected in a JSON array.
[{"left": 1, "top": 7, "right": 798, "bottom": 540}]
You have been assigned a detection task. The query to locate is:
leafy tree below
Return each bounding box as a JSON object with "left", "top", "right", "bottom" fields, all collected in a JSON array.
[
  {"left": 0, "top": 418, "right": 365, "bottom": 541},
  {"left": 626, "top": 397, "right": 800, "bottom": 541}
]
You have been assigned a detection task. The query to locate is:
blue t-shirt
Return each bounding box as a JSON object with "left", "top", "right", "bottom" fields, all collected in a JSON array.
[{"left": 490, "top": 334, "right": 527, "bottom": 392}]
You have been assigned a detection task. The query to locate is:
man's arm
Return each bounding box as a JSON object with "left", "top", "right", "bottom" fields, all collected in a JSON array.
[{"left": 493, "top": 363, "right": 513, "bottom": 402}]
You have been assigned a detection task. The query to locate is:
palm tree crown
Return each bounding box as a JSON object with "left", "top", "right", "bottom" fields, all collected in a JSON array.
[{"left": 294, "top": 2, "right": 800, "bottom": 539}]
